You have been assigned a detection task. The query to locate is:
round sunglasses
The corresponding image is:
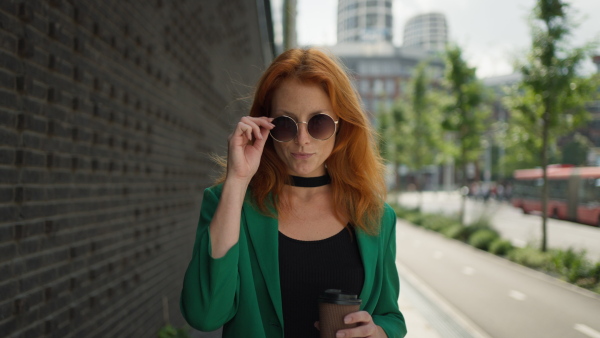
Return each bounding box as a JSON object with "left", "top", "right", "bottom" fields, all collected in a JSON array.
[{"left": 269, "top": 113, "right": 339, "bottom": 142}]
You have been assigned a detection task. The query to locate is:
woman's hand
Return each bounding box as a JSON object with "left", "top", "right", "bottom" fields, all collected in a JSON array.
[
  {"left": 226, "top": 116, "right": 274, "bottom": 184},
  {"left": 330, "top": 311, "right": 387, "bottom": 338}
]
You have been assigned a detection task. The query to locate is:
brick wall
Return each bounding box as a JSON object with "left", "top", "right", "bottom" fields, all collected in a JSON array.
[{"left": 0, "top": 1, "right": 273, "bottom": 337}]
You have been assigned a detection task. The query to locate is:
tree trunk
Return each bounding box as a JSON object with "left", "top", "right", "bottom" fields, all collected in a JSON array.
[
  {"left": 541, "top": 110, "right": 549, "bottom": 252},
  {"left": 459, "top": 135, "right": 467, "bottom": 224}
]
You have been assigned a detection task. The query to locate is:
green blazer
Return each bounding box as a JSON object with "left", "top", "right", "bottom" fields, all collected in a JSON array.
[{"left": 180, "top": 184, "right": 407, "bottom": 337}]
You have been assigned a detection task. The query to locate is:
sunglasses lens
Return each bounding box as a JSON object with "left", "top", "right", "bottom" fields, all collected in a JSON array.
[
  {"left": 308, "top": 114, "right": 336, "bottom": 140},
  {"left": 270, "top": 116, "right": 297, "bottom": 142}
]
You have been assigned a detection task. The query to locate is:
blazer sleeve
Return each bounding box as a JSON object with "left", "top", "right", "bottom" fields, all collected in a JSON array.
[
  {"left": 180, "top": 186, "right": 241, "bottom": 332},
  {"left": 372, "top": 204, "right": 408, "bottom": 338}
]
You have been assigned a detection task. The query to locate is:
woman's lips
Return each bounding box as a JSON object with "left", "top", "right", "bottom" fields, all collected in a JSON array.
[{"left": 291, "top": 152, "right": 313, "bottom": 160}]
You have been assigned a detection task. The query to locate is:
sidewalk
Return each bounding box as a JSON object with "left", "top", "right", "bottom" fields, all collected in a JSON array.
[
  {"left": 191, "top": 282, "right": 455, "bottom": 338},
  {"left": 191, "top": 268, "right": 466, "bottom": 338},
  {"left": 398, "top": 286, "right": 442, "bottom": 338}
]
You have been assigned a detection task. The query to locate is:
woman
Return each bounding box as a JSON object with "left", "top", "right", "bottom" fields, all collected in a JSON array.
[{"left": 180, "top": 48, "right": 406, "bottom": 338}]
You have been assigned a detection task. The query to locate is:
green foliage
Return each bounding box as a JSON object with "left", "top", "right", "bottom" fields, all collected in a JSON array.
[
  {"left": 550, "top": 248, "right": 591, "bottom": 283},
  {"left": 392, "top": 202, "right": 600, "bottom": 294},
  {"left": 441, "top": 224, "right": 466, "bottom": 240},
  {"left": 508, "top": 246, "right": 552, "bottom": 269},
  {"left": 379, "top": 62, "right": 450, "bottom": 193},
  {"left": 442, "top": 45, "right": 491, "bottom": 169},
  {"left": 408, "top": 63, "right": 446, "bottom": 172},
  {"left": 505, "top": 0, "right": 600, "bottom": 251},
  {"left": 562, "top": 132, "right": 593, "bottom": 166},
  {"left": 158, "top": 325, "right": 190, "bottom": 338},
  {"left": 489, "top": 238, "right": 514, "bottom": 256},
  {"left": 391, "top": 205, "right": 423, "bottom": 225},
  {"left": 421, "top": 214, "right": 461, "bottom": 232},
  {"left": 468, "top": 229, "right": 500, "bottom": 251},
  {"left": 462, "top": 216, "right": 497, "bottom": 242}
]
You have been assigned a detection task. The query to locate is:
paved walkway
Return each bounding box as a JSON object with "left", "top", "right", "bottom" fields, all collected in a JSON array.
[
  {"left": 190, "top": 262, "right": 463, "bottom": 338},
  {"left": 191, "top": 290, "right": 445, "bottom": 338}
]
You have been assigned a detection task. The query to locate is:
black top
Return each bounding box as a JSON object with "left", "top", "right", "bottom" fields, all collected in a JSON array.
[{"left": 278, "top": 227, "right": 365, "bottom": 338}]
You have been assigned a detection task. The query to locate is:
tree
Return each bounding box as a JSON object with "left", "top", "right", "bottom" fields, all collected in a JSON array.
[
  {"left": 562, "top": 133, "right": 592, "bottom": 166},
  {"left": 406, "top": 63, "right": 446, "bottom": 208},
  {"left": 507, "top": 0, "right": 598, "bottom": 252},
  {"left": 378, "top": 100, "right": 412, "bottom": 191},
  {"left": 442, "top": 45, "right": 490, "bottom": 223}
]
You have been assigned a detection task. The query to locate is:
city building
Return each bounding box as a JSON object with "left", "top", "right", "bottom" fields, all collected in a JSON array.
[
  {"left": 329, "top": 43, "right": 445, "bottom": 116},
  {"left": 329, "top": 3, "right": 450, "bottom": 190},
  {"left": 337, "top": 0, "right": 394, "bottom": 43},
  {"left": 403, "top": 12, "right": 448, "bottom": 53}
]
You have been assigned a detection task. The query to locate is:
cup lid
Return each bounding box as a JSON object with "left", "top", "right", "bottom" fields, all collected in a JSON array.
[{"left": 318, "top": 289, "right": 362, "bottom": 305}]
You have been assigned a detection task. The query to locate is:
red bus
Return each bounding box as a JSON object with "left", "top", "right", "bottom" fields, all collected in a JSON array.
[{"left": 512, "top": 165, "right": 600, "bottom": 227}]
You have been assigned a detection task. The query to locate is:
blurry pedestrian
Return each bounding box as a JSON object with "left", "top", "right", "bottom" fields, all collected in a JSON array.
[{"left": 180, "top": 48, "right": 406, "bottom": 338}]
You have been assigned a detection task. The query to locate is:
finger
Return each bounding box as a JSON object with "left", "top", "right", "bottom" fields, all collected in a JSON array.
[
  {"left": 314, "top": 321, "right": 320, "bottom": 331},
  {"left": 234, "top": 122, "right": 253, "bottom": 140},
  {"left": 251, "top": 126, "right": 270, "bottom": 152},
  {"left": 344, "top": 311, "right": 371, "bottom": 325},
  {"left": 240, "top": 117, "right": 267, "bottom": 140},
  {"left": 336, "top": 323, "right": 376, "bottom": 338},
  {"left": 241, "top": 116, "right": 275, "bottom": 128},
  {"left": 231, "top": 122, "right": 257, "bottom": 147},
  {"left": 242, "top": 116, "right": 275, "bottom": 140}
]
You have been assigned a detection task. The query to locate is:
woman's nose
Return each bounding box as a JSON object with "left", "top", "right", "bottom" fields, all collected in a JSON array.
[{"left": 295, "top": 122, "right": 311, "bottom": 144}]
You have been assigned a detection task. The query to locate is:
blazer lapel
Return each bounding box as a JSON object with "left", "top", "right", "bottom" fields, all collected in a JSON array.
[
  {"left": 242, "top": 203, "right": 284, "bottom": 327},
  {"left": 356, "top": 229, "right": 378, "bottom": 309}
]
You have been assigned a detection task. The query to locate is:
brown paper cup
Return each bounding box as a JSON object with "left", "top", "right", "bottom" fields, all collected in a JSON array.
[{"left": 318, "top": 289, "right": 362, "bottom": 338}]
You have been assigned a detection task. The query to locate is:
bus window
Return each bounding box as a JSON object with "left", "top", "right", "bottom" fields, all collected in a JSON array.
[{"left": 581, "top": 179, "right": 600, "bottom": 204}]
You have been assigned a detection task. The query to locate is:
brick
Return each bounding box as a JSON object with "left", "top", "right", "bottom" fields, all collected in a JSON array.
[
  {"left": 0, "top": 205, "right": 18, "bottom": 221},
  {"left": 0, "top": 147, "right": 15, "bottom": 165},
  {"left": 17, "top": 237, "right": 39, "bottom": 255},
  {"left": 0, "top": 90, "right": 18, "bottom": 109},
  {"left": 0, "top": 317, "right": 16, "bottom": 334},
  {"left": 0, "top": 187, "right": 13, "bottom": 203},
  {"left": 0, "top": 224, "right": 12, "bottom": 242},
  {"left": 0, "top": 127, "right": 19, "bottom": 147},
  {"left": 0, "top": 280, "right": 17, "bottom": 299}
]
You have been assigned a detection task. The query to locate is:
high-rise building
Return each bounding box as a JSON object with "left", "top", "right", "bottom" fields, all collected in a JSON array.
[
  {"left": 337, "top": 0, "right": 393, "bottom": 43},
  {"left": 403, "top": 12, "right": 448, "bottom": 52}
]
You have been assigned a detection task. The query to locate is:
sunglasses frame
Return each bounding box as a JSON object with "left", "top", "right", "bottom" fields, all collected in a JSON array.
[{"left": 269, "top": 113, "right": 339, "bottom": 143}]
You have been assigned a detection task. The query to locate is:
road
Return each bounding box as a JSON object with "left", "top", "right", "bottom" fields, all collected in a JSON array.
[
  {"left": 396, "top": 191, "right": 600, "bottom": 262},
  {"left": 396, "top": 219, "right": 600, "bottom": 338}
]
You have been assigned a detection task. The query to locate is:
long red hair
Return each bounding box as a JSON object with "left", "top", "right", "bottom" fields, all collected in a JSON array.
[{"left": 222, "top": 48, "right": 387, "bottom": 234}]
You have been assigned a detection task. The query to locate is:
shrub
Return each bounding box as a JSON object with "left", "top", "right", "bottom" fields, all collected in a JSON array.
[
  {"left": 404, "top": 212, "right": 424, "bottom": 226},
  {"left": 508, "top": 247, "right": 552, "bottom": 269},
  {"left": 158, "top": 325, "right": 190, "bottom": 338},
  {"left": 463, "top": 217, "right": 496, "bottom": 242},
  {"left": 421, "top": 214, "right": 460, "bottom": 232},
  {"left": 468, "top": 229, "right": 500, "bottom": 251},
  {"left": 442, "top": 224, "right": 466, "bottom": 239},
  {"left": 489, "top": 238, "right": 514, "bottom": 256},
  {"left": 550, "top": 248, "right": 593, "bottom": 284},
  {"left": 467, "top": 216, "right": 493, "bottom": 229}
]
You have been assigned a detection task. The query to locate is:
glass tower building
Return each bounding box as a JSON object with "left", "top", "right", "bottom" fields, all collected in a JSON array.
[{"left": 337, "top": 0, "right": 393, "bottom": 43}]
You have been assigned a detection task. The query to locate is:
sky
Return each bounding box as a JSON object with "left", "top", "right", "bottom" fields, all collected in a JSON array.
[{"left": 273, "top": 0, "right": 600, "bottom": 78}]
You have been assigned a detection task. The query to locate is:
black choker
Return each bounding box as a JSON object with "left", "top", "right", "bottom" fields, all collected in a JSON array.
[{"left": 289, "top": 174, "right": 331, "bottom": 188}]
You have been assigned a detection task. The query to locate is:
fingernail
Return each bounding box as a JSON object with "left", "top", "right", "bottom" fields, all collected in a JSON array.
[
  {"left": 269, "top": 123, "right": 275, "bottom": 127},
  {"left": 344, "top": 316, "right": 351, "bottom": 324},
  {"left": 336, "top": 332, "right": 345, "bottom": 338}
]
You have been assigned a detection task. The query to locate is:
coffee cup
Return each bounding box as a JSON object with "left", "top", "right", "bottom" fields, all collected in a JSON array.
[{"left": 318, "top": 289, "right": 362, "bottom": 338}]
